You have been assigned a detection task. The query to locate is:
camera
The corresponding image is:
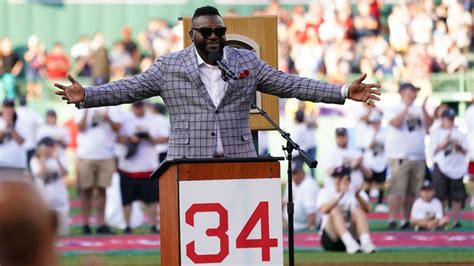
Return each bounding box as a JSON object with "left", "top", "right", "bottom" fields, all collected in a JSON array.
[{"left": 136, "top": 131, "right": 150, "bottom": 140}]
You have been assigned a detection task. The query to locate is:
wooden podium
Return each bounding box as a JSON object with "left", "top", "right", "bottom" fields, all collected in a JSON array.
[{"left": 151, "top": 158, "right": 283, "bottom": 266}]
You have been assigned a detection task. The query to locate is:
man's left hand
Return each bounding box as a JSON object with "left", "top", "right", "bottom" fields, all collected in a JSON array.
[{"left": 347, "top": 73, "right": 381, "bottom": 106}]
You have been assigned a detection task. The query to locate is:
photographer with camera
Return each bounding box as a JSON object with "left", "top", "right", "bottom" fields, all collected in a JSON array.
[
  {"left": 30, "top": 137, "right": 69, "bottom": 236},
  {"left": 385, "top": 83, "right": 433, "bottom": 230},
  {"left": 75, "top": 106, "right": 122, "bottom": 235},
  {"left": 429, "top": 108, "right": 468, "bottom": 228},
  {"left": 0, "top": 99, "right": 27, "bottom": 178},
  {"left": 324, "top": 127, "right": 371, "bottom": 191},
  {"left": 317, "top": 165, "right": 376, "bottom": 254},
  {"left": 116, "top": 101, "right": 168, "bottom": 234}
]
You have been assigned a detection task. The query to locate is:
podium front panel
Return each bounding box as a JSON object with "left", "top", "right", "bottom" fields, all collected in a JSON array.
[{"left": 178, "top": 178, "right": 283, "bottom": 266}]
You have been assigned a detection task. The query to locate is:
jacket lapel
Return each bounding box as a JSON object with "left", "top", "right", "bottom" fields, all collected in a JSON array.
[
  {"left": 217, "top": 47, "right": 240, "bottom": 110},
  {"left": 182, "top": 45, "right": 215, "bottom": 106}
]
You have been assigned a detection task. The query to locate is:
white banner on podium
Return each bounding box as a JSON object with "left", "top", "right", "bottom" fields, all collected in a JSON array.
[{"left": 179, "top": 178, "right": 283, "bottom": 266}]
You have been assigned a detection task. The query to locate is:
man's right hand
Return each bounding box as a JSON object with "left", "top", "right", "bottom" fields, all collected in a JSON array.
[{"left": 54, "top": 74, "right": 85, "bottom": 105}]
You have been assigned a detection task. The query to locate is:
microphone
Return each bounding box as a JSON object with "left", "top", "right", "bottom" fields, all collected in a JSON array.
[{"left": 208, "top": 51, "right": 237, "bottom": 81}]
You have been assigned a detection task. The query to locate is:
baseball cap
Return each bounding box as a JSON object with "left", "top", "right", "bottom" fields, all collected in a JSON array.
[
  {"left": 399, "top": 82, "right": 420, "bottom": 92},
  {"left": 441, "top": 108, "right": 455, "bottom": 120},
  {"left": 295, "top": 110, "right": 305, "bottom": 123},
  {"left": 2, "top": 99, "right": 15, "bottom": 107},
  {"left": 291, "top": 157, "right": 305, "bottom": 173},
  {"left": 332, "top": 165, "right": 351, "bottom": 178},
  {"left": 132, "top": 101, "right": 145, "bottom": 107},
  {"left": 46, "top": 109, "right": 57, "bottom": 116},
  {"left": 38, "top": 136, "right": 56, "bottom": 147},
  {"left": 335, "top": 127, "right": 347, "bottom": 136},
  {"left": 421, "top": 179, "right": 433, "bottom": 190}
]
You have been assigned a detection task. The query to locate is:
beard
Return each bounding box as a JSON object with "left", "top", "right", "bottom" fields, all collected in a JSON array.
[{"left": 194, "top": 38, "right": 226, "bottom": 63}]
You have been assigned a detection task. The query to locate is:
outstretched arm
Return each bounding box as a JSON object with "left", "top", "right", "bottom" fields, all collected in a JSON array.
[
  {"left": 255, "top": 55, "right": 380, "bottom": 106},
  {"left": 55, "top": 59, "right": 166, "bottom": 108}
]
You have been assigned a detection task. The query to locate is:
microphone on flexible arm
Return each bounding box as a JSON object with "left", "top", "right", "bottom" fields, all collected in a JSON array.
[{"left": 208, "top": 51, "right": 237, "bottom": 81}]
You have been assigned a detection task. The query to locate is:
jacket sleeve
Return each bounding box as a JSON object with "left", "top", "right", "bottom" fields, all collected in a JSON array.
[
  {"left": 83, "top": 58, "right": 167, "bottom": 108},
  {"left": 254, "top": 55, "right": 345, "bottom": 104}
]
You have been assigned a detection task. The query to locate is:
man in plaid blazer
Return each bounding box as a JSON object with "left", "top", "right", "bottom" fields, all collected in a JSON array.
[{"left": 55, "top": 6, "right": 380, "bottom": 160}]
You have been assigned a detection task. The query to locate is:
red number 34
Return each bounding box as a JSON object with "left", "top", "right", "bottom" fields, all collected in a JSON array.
[{"left": 185, "top": 201, "right": 278, "bottom": 263}]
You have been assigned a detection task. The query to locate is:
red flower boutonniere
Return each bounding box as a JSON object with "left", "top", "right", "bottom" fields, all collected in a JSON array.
[{"left": 238, "top": 70, "right": 250, "bottom": 79}]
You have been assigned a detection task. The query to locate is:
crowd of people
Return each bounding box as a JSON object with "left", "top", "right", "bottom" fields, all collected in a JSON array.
[
  {"left": 0, "top": 0, "right": 472, "bottom": 102},
  {"left": 0, "top": 0, "right": 473, "bottom": 255},
  {"left": 0, "top": 97, "right": 170, "bottom": 236},
  {"left": 285, "top": 83, "right": 474, "bottom": 253}
]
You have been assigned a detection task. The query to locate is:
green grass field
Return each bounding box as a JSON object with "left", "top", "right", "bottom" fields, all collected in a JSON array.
[{"left": 60, "top": 250, "right": 474, "bottom": 265}]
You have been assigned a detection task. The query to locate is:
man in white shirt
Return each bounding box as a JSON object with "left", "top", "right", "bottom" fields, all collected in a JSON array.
[
  {"left": 430, "top": 108, "right": 468, "bottom": 228},
  {"left": 324, "top": 127, "right": 371, "bottom": 190},
  {"left": 385, "top": 83, "right": 433, "bottom": 230},
  {"left": 75, "top": 106, "right": 122, "bottom": 235},
  {"left": 282, "top": 157, "right": 319, "bottom": 231},
  {"left": 117, "top": 101, "right": 168, "bottom": 234},
  {"left": 362, "top": 110, "right": 388, "bottom": 209},
  {"left": 410, "top": 180, "right": 449, "bottom": 231},
  {"left": 292, "top": 109, "right": 317, "bottom": 177},
  {"left": 15, "top": 96, "right": 43, "bottom": 169},
  {"left": 30, "top": 137, "right": 69, "bottom": 236},
  {"left": 151, "top": 103, "right": 170, "bottom": 163},
  {"left": 317, "top": 165, "right": 376, "bottom": 254},
  {"left": 0, "top": 99, "right": 28, "bottom": 178}
]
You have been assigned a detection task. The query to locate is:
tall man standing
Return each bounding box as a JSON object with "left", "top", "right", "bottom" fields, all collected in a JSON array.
[
  {"left": 55, "top": 6, "right": 380, "bottom": 160},
  {"left": 75, "top": 106, "right": 122, "bottom": 234},
  {"left": 385, "top": 83, "right": 433, "bottom": 229}
]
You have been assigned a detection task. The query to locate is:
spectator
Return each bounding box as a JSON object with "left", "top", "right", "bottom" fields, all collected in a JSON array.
[
  {"left": 362, "top": 109, "right": 388, "bottom": 211},
  {"left": 15, "top": 96, "right": 43, "bottom": 168},
  {"left": 90, "top": 32, "right": 109, "bottom": 86},
  {"left": 0, "top": 37, "right": 23, "bottom": 100},
  {"left": 410, "top": 179, "right": 449, "bottom": 231},
  {"left": 352, "top": 104, "right": 374, "bottom": 151},
  {"left": 24, "top": 35, "right": 45, "bottom": 100},
  {"left": 116, "top": 101, "right": 166, "bottom": 233},
  {"left": 75, "top": 106, "right": 122, "bottom": 235},
  {"left": 282, "top": 157, "right": 319, "bottom": 231},
  {"left": 409, "top": 5, "right": 433, "bottom": 45},
  {"left": 429, "top": 103, "right": 449, "bottom": 134},
  {"left": 353, "top": 1, "right": 379, "bottom": 39},
  {"left": 150, "top": 102, "right": 170, "bottom": 163},
  {"left": 109, "top": 42, "right": 133, "bottom": 80},
  {"left": 71, "top": 35, "right": 92, "bottom": 77},
  {"left": 120, "top": 27, "right": 140, "bottom": 73},
  {"left": 36, "top": 109, "right": 70, "bottom": 163},
  {"left": 317, "top": 165, "right": 376, "bottom": 254},
  {"left": 444, "top": 44, "right": 468, "bottom": 73},
  {"left": 45, "top": 42, "right": 70, "bottom": 80},
  {"left": 0, "top": 180, "right": 58, "bottom": 266},
  {"left": 387, "top": 5, "right": 410, "bottom": 53},
  {"left": 430, "top": 108, "right": 468, "bottom": 228},
  {"left": 30, "top": 137, "right": 69, "bottom": 236},
  {"left": 292, "top": 107, "right": 317, "bottom": 177},
  {"left": 324, "top": 127, "right": 370, "bottom": 191},
  {"left": 385, "top": 83, "right": 433, "bottom": 230},
  {"left": 0, "top": 99, "right": 27, "bottom": 178}
]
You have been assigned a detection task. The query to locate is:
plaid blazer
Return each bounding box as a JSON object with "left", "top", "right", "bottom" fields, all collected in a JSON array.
[{"left": 82, "top": 44, "right": 345, "bottom": 159}]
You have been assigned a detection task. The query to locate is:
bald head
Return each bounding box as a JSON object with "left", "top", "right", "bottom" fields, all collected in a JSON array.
[{"left": 0, "top": 181, "right": 57, "bottom": 266}]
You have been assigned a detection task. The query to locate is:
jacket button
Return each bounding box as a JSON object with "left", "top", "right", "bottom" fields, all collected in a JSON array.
[{"left": 211, "top": 132, "right": 216, "bottom": 136}]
